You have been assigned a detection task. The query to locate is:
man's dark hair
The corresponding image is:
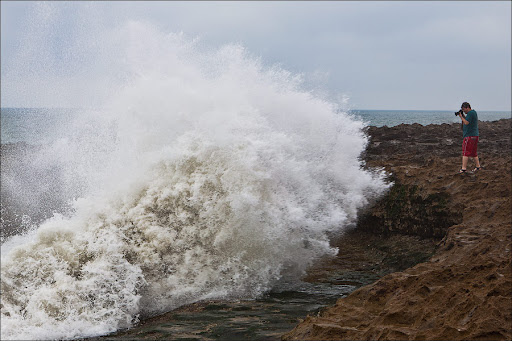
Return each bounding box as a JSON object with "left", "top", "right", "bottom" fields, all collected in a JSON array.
[{"left": 461, "top": 102, "right": 471, "bottom": 109}]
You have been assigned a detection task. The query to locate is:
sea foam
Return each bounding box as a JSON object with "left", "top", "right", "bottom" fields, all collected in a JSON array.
[{"left": 1, "top": 11, "right": 388, "bottom": 340}]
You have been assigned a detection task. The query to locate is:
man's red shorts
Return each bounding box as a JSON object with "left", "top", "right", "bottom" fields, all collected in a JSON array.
[{"left": 462, "top": 136, "right": 479, "bottom": 157}]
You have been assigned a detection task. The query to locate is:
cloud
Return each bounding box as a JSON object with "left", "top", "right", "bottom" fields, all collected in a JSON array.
[{"left": 1, "top": 1, "right": 510, "bottom": 110}]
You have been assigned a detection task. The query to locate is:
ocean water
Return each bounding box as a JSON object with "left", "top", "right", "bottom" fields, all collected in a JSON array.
[
  {"left": 2, "top": 108, "right": 511, "bottom": 145},
  {"left": 1, "top": 108, "right": 80, "bottom": 145},
  {"left": 1, "top": 105, "right": 385, "bottom": 339},
  {"left": 0, "top": 22, "right": 393, "bottom": 340},
  {"left": 351, "top": 109, "right": 511, "bottom": 128}
]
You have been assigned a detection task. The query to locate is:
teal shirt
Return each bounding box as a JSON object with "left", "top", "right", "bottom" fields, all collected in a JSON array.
[{"left": 463, "top": 110, "right": 479, "bottom": 138}]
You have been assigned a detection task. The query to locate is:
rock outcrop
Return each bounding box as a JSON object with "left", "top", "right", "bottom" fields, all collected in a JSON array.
[{"left": 283, "top": 119, "right": 512, "bottom": 340}]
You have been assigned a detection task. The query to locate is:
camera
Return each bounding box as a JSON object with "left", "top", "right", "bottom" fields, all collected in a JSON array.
[{"left": 454, "top": 109, "right": 463, "bottom": 116}]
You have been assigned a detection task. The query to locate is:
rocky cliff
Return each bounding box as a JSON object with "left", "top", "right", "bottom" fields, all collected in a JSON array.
[{"left": 283, "top": 119, "right": 512, "bottom": 340}]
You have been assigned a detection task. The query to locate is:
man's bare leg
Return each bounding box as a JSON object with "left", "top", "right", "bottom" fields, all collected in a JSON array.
[
  {"left": 462, "top": 155, "right": 469, "bottom": 171},
  {"left": 473, "top": 156, "right": 481, "bottom": 169}
]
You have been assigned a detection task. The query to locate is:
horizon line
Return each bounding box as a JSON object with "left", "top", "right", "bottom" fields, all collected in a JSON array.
[{"left": 1, "top": 107, "right": 511, "bottom": 112}]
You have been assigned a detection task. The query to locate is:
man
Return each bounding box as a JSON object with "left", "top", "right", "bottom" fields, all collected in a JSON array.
[{"left": 458, "top": 102, "right": 481, "bottom": 173}]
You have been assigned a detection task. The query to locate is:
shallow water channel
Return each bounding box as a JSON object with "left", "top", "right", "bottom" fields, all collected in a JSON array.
[{"left": 90, "top": 231, "right": 437, "bottom": 341}]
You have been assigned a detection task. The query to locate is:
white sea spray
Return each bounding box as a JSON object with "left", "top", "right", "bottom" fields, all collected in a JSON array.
[{"left": 1, "top": 9, "right": 389, "bottom": 340}]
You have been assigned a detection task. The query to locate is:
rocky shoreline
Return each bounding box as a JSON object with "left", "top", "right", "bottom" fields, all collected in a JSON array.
[
  {"left": 283, "top": 119, "right": 512, "bottom": 340},
  {"left": 2, "top": 119, "right": 510, "bottom": 340}
]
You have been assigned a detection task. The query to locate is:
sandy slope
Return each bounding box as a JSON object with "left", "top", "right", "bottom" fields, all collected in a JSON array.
[{"left": 283, "top": 119, "right": 512, "bottom": 340}]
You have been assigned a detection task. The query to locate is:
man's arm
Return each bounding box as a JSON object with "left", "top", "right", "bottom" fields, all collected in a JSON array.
[{"left": 459, "top": 113, "right": 470, "bottom": 125}]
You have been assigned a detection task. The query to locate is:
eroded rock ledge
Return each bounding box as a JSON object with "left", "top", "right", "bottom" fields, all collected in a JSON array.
[
  {"left": 357, "top": 180, "right": 462, "bottom": 239},
  {"left": 283, "top": 119, "right": 512, "bottom": 340}
]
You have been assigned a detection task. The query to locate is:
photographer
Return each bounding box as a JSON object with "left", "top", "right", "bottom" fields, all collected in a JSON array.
[{"left": 457, "top": 102, "right": 481, "bottom": 173}]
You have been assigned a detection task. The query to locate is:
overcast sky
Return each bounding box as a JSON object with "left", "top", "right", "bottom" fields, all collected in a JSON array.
[{"left": 1, "top": 1, "right": 511, "bottom": 110}]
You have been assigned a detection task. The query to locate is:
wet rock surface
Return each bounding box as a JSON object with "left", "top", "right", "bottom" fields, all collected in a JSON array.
[
  {"left": 283, "top": 119, "right": 512, "bottom": 340},
  {"left": 357, "top": 181, "right": 462, "bottom": 238}
]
